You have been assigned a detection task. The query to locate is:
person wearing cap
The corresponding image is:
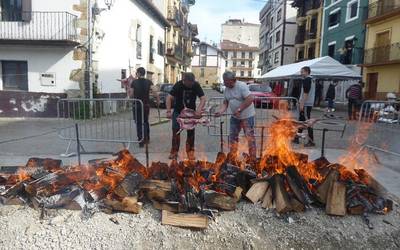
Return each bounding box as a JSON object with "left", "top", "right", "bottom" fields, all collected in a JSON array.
[
  {"left": 215, "top": 71, "right": 257, "bottom": 161},
  {"left": 166, "top": 73, "right": 206, "bottom": 160}
]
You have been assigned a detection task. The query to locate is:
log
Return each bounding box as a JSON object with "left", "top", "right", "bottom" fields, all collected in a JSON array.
[
  {"left": 326, "top": 181, "right": 346, "bottom": 216},
  {"left": 286, "top": 166, "right": 314, "bottom": 205},
  {"left": 317, "top": 169, "right": 339, "bottom": 203},
  {"left": 103, "top": 197, "right": 142, "bottom": 214},
  {"left": 113, "top": 172, "right": 145, "bottom": 198},
  {"left": 203, "top": 191, "right": 236, "bottom": 211},
  {"left": 140, "top": 180, "right": 172, "bottom": 192},
  {"left": 152, "top": 200, "right": 184, "bottom": 213},
  {"left": 290, "top": 198, "right": 305, "bottom": 212},
  {"left": 233, "top": 186, "right": 243, "bottom": 202},
  {"left": 354, "top": 169, "right": 389, "bottom": 197},
  {"left": 272, "top": 174, "right": 292, "bottom": 214},
  {"left": 261, "top": 185, "right": 274, "bottom": 209},
  {"left": 245, "top": 181, "right": 269, "bottom": 204},
  {"left": 161, "top": 210, "right": 208, "bottom": 229}
]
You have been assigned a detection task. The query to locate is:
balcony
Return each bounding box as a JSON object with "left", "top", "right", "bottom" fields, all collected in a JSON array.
[
  {"left": 166, "top": 42, "right": 183, "bottom": 60},
  {"left": 305, "top": 30, "right": 317, "bottom": 41},
  {"left": 182, "top": 23, "right": 191, "bottom": 38},
  {"left": 0, "top": 11, "right": 78, "bottom": 46},
  {"left": 363, "top": 42, "right": 400, "bottom": 66},
  {"left": 167, "top": 7, "right": 183, "bottom": 28},
  {"left": 366, "top": 0, "right": 400, "bottom": 24}
]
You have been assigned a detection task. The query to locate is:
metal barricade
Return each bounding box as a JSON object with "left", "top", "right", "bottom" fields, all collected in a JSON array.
[
  {"left": 57, "top": 98, "right": 144, "bottom": 156},
  {"left": 357, "top": 100, "right": 400, "bottom": 157},
  {"left": 207, "top": 96, "right": 299, "bottom": 137}
]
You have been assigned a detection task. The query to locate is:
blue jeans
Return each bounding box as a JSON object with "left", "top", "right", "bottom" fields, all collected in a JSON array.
[
  {"left": 229, "top": 116, "right": 257, "bottom": 159},
  {"left": 326, "top": 98, "right": 334, "bottom": 109}
]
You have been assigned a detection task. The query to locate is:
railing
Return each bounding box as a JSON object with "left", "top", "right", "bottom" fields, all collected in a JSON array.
[
  {"left": 364, "top": 42, "right": 400, "bottom": 65},
  {"left": 305, "top": 30, "right": 317, "bottom": 40},
  {"left": 167, "top": 6, "right": 183, "bottom": 27},
  {"left": 368, "top": 0, "right": 400, "bottom": 20},
  {"left": 0, "top": 11, "right": 78, "bottom": 43},
  {"left": 166, "top": 42, "right": 183, "bottom": 60}
]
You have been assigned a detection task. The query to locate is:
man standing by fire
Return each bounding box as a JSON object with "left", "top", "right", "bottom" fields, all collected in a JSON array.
[
  {"left": 166, "top": 73, "right": 206, "bottom": 160},
  {"left": 215, "top": 71, "right": 257, "bottom": 161},
  {"left": 293, "top": 66, "right": 315, "bottom": 147}
]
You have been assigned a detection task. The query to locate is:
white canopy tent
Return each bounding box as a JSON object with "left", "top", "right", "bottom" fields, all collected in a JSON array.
[{"left": 259, "top": 56, "right": 361, "bottom": 81}]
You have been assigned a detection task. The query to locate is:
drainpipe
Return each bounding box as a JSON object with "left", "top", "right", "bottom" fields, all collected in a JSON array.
[
  {"left": 319, "top": 1, "right": 325, "bottom": 57},
  {"left": 281, "top": 0, "right": 286, "bottom": 66}
]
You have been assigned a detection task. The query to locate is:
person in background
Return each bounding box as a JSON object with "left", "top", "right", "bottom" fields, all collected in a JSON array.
[
  {"left": 215, "top": 71, "right": 257, "bottom": 161},
  {"left": 130, "top": 67, "right": 159, "bottom": 147},
  {"left": 293, "top": 66, "right": 315, "bottom": 147},
  {"left": 325, "top": 81, "right": 337, "bottom": 112},
  {"left": 346, "top": 81, "right": 364, "bottom": 120},
  {"left": 290, "top": 80, "right": 301, "bottom": 108},
  {"left": 166, "top": 73, "right": 206, "bottom": 160},
  {"left": 315, "top": 80, "right": 323, "bottom": 107}
]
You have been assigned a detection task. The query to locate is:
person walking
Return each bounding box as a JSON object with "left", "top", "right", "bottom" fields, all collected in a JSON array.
[
  {"left": 346, "top": 81, "right": 364, "bottom": 120},
  {"left": 130, "top": 67, "right": 158, "bottom": 147},
  {"left": 325, "top": 82, "right": 337, "bottom": 112},
  {"left": 293, "top": 66, "right": 315, "bottom": 147},
  {"left": 215, "top": 71, "right": 257, "bottom": 161},
  {"left": 166, "top": 73, "right": 206, "bottom": 160}
]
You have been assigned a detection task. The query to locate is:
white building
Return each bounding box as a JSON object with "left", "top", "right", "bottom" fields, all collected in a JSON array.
[
  {"left": 191, "top": 42, "right": 226, "bottom": 86},
  {"left": 0, "top": 0, "right": 169, "bottom": 117},
  {"left": 221, "top": 19, "right": 260, "bottom": 48},
  {"left": 258, "top": 0, "right": 297, "bottom": 73}
]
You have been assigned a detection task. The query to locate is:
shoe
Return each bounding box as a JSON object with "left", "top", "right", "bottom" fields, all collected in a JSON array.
[
  {"left": 139, "top": 142, "right": 145, "bottom": 148},
  {"left": 292, "top": 137, "right": 300, "bottom": 144},
  {"left": 168, "top": 152, "right": 177, "bottom": 160},
  {"left": 187, "top": 151, "right": 196, "bottom": 161},
  {"left": 304, "top": 141, "right": 316, "bottom": 147}
]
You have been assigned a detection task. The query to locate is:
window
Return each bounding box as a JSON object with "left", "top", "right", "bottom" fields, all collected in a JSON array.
[
  {"left": 149, "top": 35, "right": 154, "bottom": 63},
  {"left": 200, "top": 56, "right": 207, "bottom": 66},
  {"left": 249, "top": 61, "right": 253, "bottom": 67},
  {"left": 240, "top": 71, "right": 244, "bottom": 77},
  {"left": 1, "top": 61, "right": 28, "bottom": 91},
  {"left": 270, "top": 17, "right": 274, "bottom": 29},
  {"left": 269, "top": 36, "right": 273, "bottom": 49},
  {"left": 248, "top": 71, "right": 252, "bottom": 77},
  {"left": 346, "top": 0, "right": 359, "bottom": 22},
  {"left": 0, "top": 0, "right": 32, "bottom": 21},
  {"left": 233, "top": 61, "right": 237, "bottom": 67},
  {"left": 328, "top": 9, "right": 341, "bottom": 28},
  {"left": 233, "top": 51, "right": 237, "bottom": 58},
  {"left": 274, "top": 52, "right": 279, "bottom": 63},
  {"left": 249, "top": 52, "right": 253, "bottom": 59},
  {"left": 200, "top": 44, "right": 207, "bottom": 55},
  {"left": 225, "top": 60, "right": 228, "bottom": 67},
  {"left": 200, "top": 68, "right": 205, "bottom": 77},
  {"left": 298, "top": 50, "right": 304, "bottom": 61},
  {"left": 240, "top": 61, "right": 245, "bottom": 66},
  {"left": 224, "top": 51, "right": 228, "bottom": 57},
  {"left": 241, "top": 52, "right": 245, "bottom": 58},
  {"left": 328, "top": 43, "right": 336, "bottom": 57},
  {"left": 308, "top": 47, "right": 315, "bottom": 59},
  {"left": 277, "top": 9, "right": 282, "bottom": 22},
  {"left": 276, "top": 31, "right": 281, "bottom": 43},
  {"left": 343, "top": 39, "right": 354, "bottom": 64},
  {"left": 157, "top": 41, "right": 164, "bottom": 55}
]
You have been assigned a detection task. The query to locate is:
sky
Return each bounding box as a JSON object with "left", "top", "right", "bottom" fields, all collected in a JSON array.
[{"left": 189, "top": 0, "right": 265, "bottom": 45}]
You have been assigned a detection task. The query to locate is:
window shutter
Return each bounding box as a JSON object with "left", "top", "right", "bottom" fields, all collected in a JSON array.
[{"left": 22, "top": 0, "right": 32, "bottom": 22}]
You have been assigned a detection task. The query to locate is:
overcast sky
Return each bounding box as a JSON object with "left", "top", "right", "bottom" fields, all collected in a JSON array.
[{"left": 189, "top": 0, "right": 265, "bottom": 45}]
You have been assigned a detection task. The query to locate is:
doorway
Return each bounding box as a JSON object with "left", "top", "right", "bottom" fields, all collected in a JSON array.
[
  {"left": 366, "top": 73, "right": 378, "bottom": 99},
  {"left": 374, "top": 31, "right": 391, "bottom": 63}
]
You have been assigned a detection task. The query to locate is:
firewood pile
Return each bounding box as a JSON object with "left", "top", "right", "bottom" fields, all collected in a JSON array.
[{"left": 0, "top": 119, "right": 394, "bottom": 230}]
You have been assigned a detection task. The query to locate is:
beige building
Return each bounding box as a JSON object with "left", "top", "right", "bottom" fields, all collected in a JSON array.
[
  {"left": 163, "top": 0, "right": 198, "bottom": 84},
  {"left": 191, "top": 42, "right": 226, "bottom": 86}
]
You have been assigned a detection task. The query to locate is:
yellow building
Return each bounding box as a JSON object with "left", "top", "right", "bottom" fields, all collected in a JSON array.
[
  {"left": 164, "top": 0, "right": 198, "bottom": 84},
  {"left": 362, "top": 0, "right": 400, "bottom": 99},
  {"left": 292, "top": 0, "right": 324, "bottom": 61}
]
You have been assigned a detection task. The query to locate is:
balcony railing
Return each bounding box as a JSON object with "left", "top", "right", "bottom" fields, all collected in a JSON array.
[
  {"left": 364, "top": 42, "right": 400, "bottom": 65},
  {"left": 166, "top": 42, "right": 183, "bottom": 60},
  {"left": 305, "top": 30, "right": 317, "bottom": 40},
  {"left": 167, "top": 7, "right": 183, "bottom": 28},
  {"left": 0, "top": 11, "right": 78, "bottom": 45},
  {"left": 367, "top": 0, "right": 400, "bottom": 20}
]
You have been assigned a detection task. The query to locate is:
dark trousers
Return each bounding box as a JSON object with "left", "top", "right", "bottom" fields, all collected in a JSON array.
[
  {"left": 348, "top": 98, "right": 360, "bottom": 120},
  {"left": 171, "top": 111, "right": 195, "bottom": 154},
  {"left": 298, "top": 106, "right": 314, "bottom": 142},
  {"left": 134, "top": 103, "right": 150, "bottom": 143}
]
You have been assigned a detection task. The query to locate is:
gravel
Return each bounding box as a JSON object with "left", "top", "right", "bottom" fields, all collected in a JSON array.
[{"left": 1, "top": 201, "right": 399, "bottom": 250}]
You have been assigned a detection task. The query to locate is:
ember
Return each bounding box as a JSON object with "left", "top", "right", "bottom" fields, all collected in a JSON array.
[{"left": 0, "top": 118, "right": 394, "bottom": 230}]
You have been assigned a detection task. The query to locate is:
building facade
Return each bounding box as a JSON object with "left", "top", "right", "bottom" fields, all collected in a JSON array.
[
  {"left": 191, "top": 42, "right": 226, "bottom": 86},
  {"left": 258, "top": 0, "right": 297, "bottom": 74},
  {"left": 362, "top": 0, "right": 400, "bottom": 99},
  {"left": 220, "top": 40, "right": 260, "bottom": 82},
  {"left": 321, "top": 0, "right": 369, "bottom": 70},
  {"left": 0, "top": 0, "right": 173, "bottom": 117},
  {"left": 164, "top": 0, "right": 198, "bottom": 84},
  {"left": 221, "top": 19, "right": 261, "bottom": 82},
  {"left": 292, "top": 0, "right": 324, "bottom": 61}
]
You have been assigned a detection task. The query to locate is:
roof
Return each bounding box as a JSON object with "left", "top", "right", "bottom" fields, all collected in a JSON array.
[
  {"left": 134, "top": 0, "right": 170, "bottom": 28},
  {"left": 260, "top": 56, "right": 362, "bottom": 80},
  {"left": 220, "top": 40, "right": 259, "bottom": 52},
  {"left": 198, "top": 41, "right": 226, "bottom": 57}
]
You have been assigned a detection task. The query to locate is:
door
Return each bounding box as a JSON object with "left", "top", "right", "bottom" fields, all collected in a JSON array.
[
  {"left": 374, "top": 31, "right": 391, "bottom": 63},
  {"left": 366, "top": 73, "right": 378, "bottom": 99}
]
